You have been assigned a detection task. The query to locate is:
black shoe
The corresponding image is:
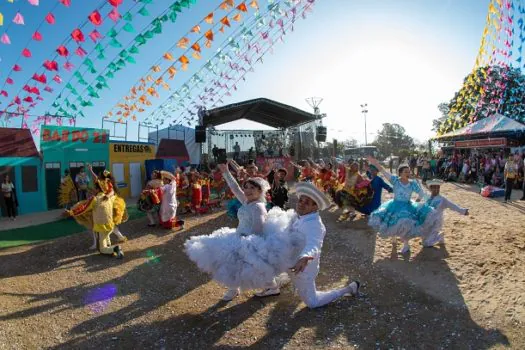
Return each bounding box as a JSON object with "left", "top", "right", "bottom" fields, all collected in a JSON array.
[{"left": 113, "top": 245, "right": 124, "bottom": 259}]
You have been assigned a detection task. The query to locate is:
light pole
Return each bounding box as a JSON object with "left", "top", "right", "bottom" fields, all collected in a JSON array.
[{"left": 360, "top": 103, "right": 368, "bottom": 145}]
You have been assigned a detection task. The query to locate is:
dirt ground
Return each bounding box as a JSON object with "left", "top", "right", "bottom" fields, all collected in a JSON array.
[{"left": 0, "top": 183, "right": 524, "bottom": 349}]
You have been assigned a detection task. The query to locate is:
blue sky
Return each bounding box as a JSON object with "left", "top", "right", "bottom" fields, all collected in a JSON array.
[{"left": 0, "top": 0, "right": 489, "bottom": 147}]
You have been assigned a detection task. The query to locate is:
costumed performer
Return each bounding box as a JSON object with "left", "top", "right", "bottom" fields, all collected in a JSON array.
[
  {"left": 137, "top": 170, "right": 163, "bottom": 227},
  {"left": 269, "top": 168, "right": 289, "bottom": 209},
  {"left": 66, "top": 181, "right": 124, "bottom": 259},
  {"left": 88, "top": 165, "right": 128, "bottom": 246},
  {"left": 367, "top": 157, "right": 439, "bottom": 254},
  {"left": 334, "top": 160, "right": 373, "bottom": 222},
  {"left": 421, "top": 179, "right": 469, "bottom": 247},
  {"left": 355, "top": 164, "right": 393, "bottom": 215},
  {"left": 255, "top": 182, "right": 360, "bottom": 308},
  {"left": 185, "top": 162, "right": 281, "bottom": 301},
  {"left": 58, "top": 169, "right": 78, "bottom": 210},
  {"left": 158, "top": 170, "right": 185, "bottom": 229}
]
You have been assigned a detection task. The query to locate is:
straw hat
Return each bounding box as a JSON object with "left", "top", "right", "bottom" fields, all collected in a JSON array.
[{"left": 160, "top": 170, "right": 176, "bottom": 181}]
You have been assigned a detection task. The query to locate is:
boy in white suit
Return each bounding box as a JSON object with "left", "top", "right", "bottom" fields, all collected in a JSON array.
[
  {"left": 256, "top": 182, "right": 360, "bottom": 308},
  {"left": 422, "top": 179, "right": 469, "bottom": 247}
]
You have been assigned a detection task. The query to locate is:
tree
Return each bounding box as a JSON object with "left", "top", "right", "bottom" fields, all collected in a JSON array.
[
  {"left": 371, "top": 123, "right": 415, "bottom": 159},
  {"left": 438, "top": 65, "right": 525, "bottom": 135},
  {"left": 432, "top": 102, "right": 449, "bottom": 132}
]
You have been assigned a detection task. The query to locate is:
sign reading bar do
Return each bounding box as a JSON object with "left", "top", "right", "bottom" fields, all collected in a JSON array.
[{"left": 42, "top": 127, "right": 108, "bottom": 144}]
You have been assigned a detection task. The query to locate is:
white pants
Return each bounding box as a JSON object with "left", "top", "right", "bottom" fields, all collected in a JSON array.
[{"left": 291, "top": 258, "right": 349, "bottom": 309}]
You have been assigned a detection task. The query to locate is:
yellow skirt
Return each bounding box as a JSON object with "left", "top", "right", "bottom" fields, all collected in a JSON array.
[{"left": 113, "top": 196, "right": 128, "bottom": 225}]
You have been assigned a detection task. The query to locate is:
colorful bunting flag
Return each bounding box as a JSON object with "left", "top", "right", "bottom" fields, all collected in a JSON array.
[
  {"left": 46, "top": 12, "right": 55, "bottom": 24},
  {"left": 13, "top": 12, "right": 24, "bottom": 25},
  {"left": 89, "top": 10, "right": 102, "bottom": 26}
]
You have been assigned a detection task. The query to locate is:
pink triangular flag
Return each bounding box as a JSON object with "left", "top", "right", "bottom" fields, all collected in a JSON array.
[
  {"left": 53, "top": 75, "right": 62, "bottom": 84},
  {"left": 28, "top": 0, "right": 39, "bottom": 5},
  {"left": 13, "top": 64, "right": 22, "bottom": 72},
  {"left": 63, "top": 61, "right": 74, "bottom": 71},
  {"left": 1, "top": 33, "right": 11, "bottom": 45},
  {"left": 13, "top": 12, "right": 25, "bottom": 25},
  {"left": 22, "top": 48, "right": 32, "bottom": 57},
  {"left": 109, "top": 7, "right": 120, "bottom": 22},
  {"left": 44, "top": 86, "right": 53, "bottom": 93},
  {"left": 0, "top": 91, "right": 8, "bottom": 97},
  {"left": 89, "top": 30, "right": 102, "bottom": 42},
  {"left": 60, "top": 0, "right": 71, "bottom": 7},
  {"left": 32, "top": 31, "right": 43, "bottom": 41},
  {"left": 6, "top": 78, "right": 14, "bottom": 85},
  {"left": 45, "top": 12, "right": 55, "bottom": 24},
  {"left": 75, "top": 46, "right": 87, "bottom": 57}
]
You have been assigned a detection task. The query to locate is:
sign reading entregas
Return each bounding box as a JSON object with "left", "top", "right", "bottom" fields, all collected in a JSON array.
[{"left": 113, "top": 144, "right": 153, "bottom": 153}]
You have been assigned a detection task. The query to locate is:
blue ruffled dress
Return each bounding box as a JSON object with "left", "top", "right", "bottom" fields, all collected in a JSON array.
[{"left": 368, "top": 175, "right": 438, "bottom": 239}]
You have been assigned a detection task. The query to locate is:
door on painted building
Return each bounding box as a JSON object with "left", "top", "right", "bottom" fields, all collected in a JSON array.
[
  {"left": 0, "top": 166, "right": 16, "bottom": 217},
  {"left": 45, "top": 163, "right": 61, "bottom": 210},
  {"left": 129, "top": 163, "right": 142, "bottom": 198}
]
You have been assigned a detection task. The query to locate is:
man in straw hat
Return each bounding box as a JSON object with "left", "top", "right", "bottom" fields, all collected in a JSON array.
[
  {"left": 256, "top": 182, "right": 360, "bottom": 308},
  {"left": 158, "top": 170, "right": 185, "bottom": 230},
  {"left": 422, "top": 179, "right": 468, "bottom": 247}
]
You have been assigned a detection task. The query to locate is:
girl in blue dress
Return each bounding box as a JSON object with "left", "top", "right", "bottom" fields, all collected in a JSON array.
[{"left": 367, "top": 157, "right": 439, "bottom": 254}]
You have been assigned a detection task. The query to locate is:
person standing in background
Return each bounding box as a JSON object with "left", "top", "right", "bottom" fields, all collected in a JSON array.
[
  {"left": 503, "top": 154, "right": 518, "bottom": 203},
  {"left": 75, "top": 166, "right": 90, "bottom": 201},
  {"left": 2, "top": 175, "right": 17, "bottom": 220}
]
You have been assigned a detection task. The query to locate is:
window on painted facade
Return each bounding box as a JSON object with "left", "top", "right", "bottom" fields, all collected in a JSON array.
[{"left": 22, "top": 166, "right": 38, "bottom": 193}]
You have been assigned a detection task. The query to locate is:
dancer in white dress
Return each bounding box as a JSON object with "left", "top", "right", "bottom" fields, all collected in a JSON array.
[{"left": 185, "top": 162, "right": 279, "bottom": 301}]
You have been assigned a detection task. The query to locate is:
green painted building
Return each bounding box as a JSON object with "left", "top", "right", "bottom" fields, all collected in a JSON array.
[
  {"left": 0, "top": 128, "right": 46, "bottom": 215},
  {"left": 40, "top": 125, "right": 110, "bottom": 209}
]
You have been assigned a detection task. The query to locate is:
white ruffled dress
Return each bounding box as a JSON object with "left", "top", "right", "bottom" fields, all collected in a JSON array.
[{"left": 184, "top": 172, "right": 302, "bottom": 290}]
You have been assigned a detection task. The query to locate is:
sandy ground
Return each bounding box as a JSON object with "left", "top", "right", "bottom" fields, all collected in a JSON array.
[{"left": 0, "top": 182, "right": 524, "bottom": 349}]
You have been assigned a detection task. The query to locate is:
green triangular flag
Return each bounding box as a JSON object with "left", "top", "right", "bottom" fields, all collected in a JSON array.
[
  {"left": 129, "top": 45, "right": 139, "bottom": 54},
  {"left": 123, "top": 12, "right": 133, "bottom": 21},
  {"left": 119, "top": 50, "right": 128, "bottom": 58},
  {"left": 89, "top": 67, "right": 97, "bottom": 74},
  {"left": 88, "top": 87, "right": 100, "bottom": 98},
  {"left": 108, "top": 28, "right": 118, "bottom": 38},
  {"left": 95, "top": 83, "right": 104, "bottom": 90},
  {"left": 153, "top": 23, "right": 162, "bottom": 34},
  {"left": 78, "top": 78, "right": 88, "bottom": 86},
  {"left": 64, "top": 98, "right": 71, "bottom": 107},
  {"left": 96, "top": 76, "right": 106, "bottom": 83},
  {"left": 95, "top": 43, "right": 104, "bottom": 53},
  {"left": 83, "top": 58, "right": 94, "bottom": 68},
  {"left": 138, "top": 6, "right": 150, "bottom": 16},
  {"left": 169, "top": 10, "right": 177, "bottom": 22},
  {"left": 122, "top": 23, "right": 135, "bottom": 33},
  {"left": 180, "top": 0, "right": 190, "bottom": 8},
  {"left": 140, "top": 0, "right": 153, "bottom": 3},
  {"left": 66, "top": 83, "right": 74, "bottom": 90},
  {"left": 97, "top": 52, "right": 106, "bottom": 60},
  {"left": 105, "top": 71, "right": 115, "bottom": 79},
  {"left": 52, "top": 101, "right": 59, "bottom": 108},
  {"left": 70, "top": 88, "right": 78, "bottom": 96},
  {"left": 78, "top": 111, "right": 85, "bottom": 117},
  {"left": 116, "top": 59, "right": 126, "bottom": 68},
  {"left": 189, "top": 0, "right": 196, "bottom": 4},
  {"left": 125, "top": 56, "right": 136, "bottom": 64},
  {"left": 161, "top": 14, "right": 168, "bottom": 22},
  {"left": 135, "top": 34, "right": 146, "bottom": 46},
  {"left": 109, "top": 38, "right": 122, "bottom": 48},
  {"left": 171, "top": 2, "right": 181, "bottom": 12},
  {"left": 108, "top": 62, "right": 117, "bottom": 71},
  {"left": 71, "top": 104, "right": 78, "bottom": 111},
  {"left": 144, "top": 30, "right": 154, "bottom": 39},
  {"left": 74, "top": 71, "right": 82, "bottom": 79}
]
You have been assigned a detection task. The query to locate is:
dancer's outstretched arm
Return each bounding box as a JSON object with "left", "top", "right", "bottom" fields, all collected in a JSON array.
[
  {"left": 87, "top": 164, "right": 98, "bottom": 183},
  {"left": 367, "top": 156, "right": 392, "bottom": 182},
  {"left": 219, "top": 163, "right": 247, "bottom": 204}
]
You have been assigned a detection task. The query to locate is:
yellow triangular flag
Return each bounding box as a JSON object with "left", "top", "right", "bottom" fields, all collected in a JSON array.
[{"left": 0, "top": 13, "right": 3, "bottom": 26}]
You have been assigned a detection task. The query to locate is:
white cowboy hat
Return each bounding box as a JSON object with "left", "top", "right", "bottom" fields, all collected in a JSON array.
[
  {"left": 295, "top": 181, "right": 330, "bottom": 211},
  {"left": 426, "top": 179, "right": 444, "bottom": 186}
]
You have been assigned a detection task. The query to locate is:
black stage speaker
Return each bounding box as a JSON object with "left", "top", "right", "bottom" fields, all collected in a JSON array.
[
  {"left": 316, "top": 126, "right": 327, "bottom": 142},
  {"left": 195, "top": 126, "right": 206, "bottom": 143}
]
